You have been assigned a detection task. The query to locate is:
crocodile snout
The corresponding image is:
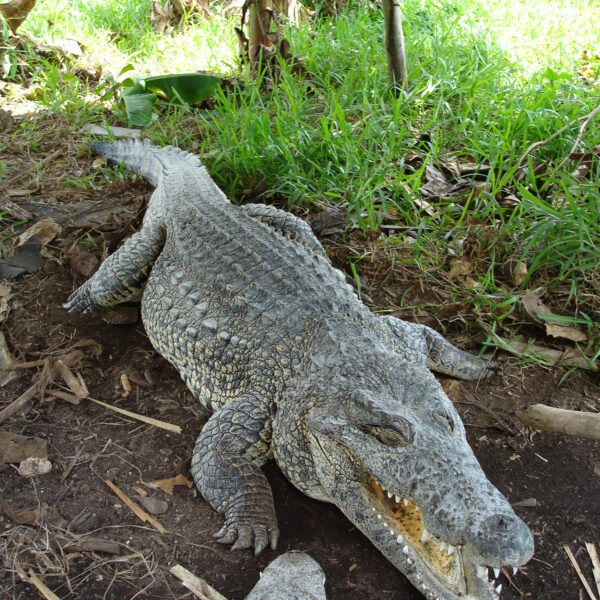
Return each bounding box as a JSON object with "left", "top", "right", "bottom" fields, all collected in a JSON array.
[{"left": 475, "top": 512, "right": 534, "bottom": 566}]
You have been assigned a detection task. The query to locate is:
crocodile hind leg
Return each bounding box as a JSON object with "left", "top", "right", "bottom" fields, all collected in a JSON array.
[
  {"left": 240, "top": 203, "right": 327, "bottom": 257},
  {"left": 381, "top": 316, "right": 497, "bottom": 380},
  {"left": 64, "top": 225, "right": 165, "bottom": 313},
  {"left": 191, "top": 394, "right": 279, "bottom": 555}
]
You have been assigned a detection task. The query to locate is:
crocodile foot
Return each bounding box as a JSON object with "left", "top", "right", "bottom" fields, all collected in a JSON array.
[{"left": 214, "top": 513, "right": 279, "bottom": 555}]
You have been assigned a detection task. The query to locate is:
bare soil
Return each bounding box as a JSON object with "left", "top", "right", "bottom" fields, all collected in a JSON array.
[{"left": 1, "top": 111, "right": 599, "bottom": 600}]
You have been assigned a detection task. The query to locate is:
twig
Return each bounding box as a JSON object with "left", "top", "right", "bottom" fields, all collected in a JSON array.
[
  {"left": 545, "top": 104, "right": 600, "bottom": 183},
  {"left": 88, "top": 397, "right": 181, "bottom": 433},
  {"left": 564, "top": 545, "right": 598, "bottom": 600},
  {"left": 104, "top": 480, "right": 166, "bottom": 533},
  {"left": 27, "top": 570, "right": 61, "bottom": 600},
  {"left": 586, "top": 543, "right": 600, "bottom": 599},
  {"left": 0, "top": 382, "right": 38, "bottom": 424},
  {"left": 517, "top": 105, "right": 599, "bottom": 168},
  {"left": 170, "top": 564, "right": 229, "bottom": 600}
]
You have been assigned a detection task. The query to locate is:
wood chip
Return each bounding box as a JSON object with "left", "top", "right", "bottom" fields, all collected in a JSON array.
[
  {"left": 88, "top": 397, "right": 181, "bottom": 433},
  {"left": 170, "top": 564, "right": 229, "bottom": 600},
  {"left": 0, "top": 381, "right": 38, "bottom": 424},
  {"left": 565, "top": 545, "right": 598, "bottom": 600},
  {"left": 65, "top": 539, "right": 121, "bottom": 554},
  {"left": 586, "top": 543, "right": 600, "bottom": 599},
  {"left": 28, "top": 570, "right": 61, "bottom": 600},
  {"left": 55, "top": 359, "right": 87, "bottom": 399},
  {"left": 104, "top": 480, "right": 166, "bottom": 533},
  {"left": 0, "top": 431, "right": 48, "bottom": 462},
  {"left": 152, "top": 474, "right": 194, "bottom": 496}
]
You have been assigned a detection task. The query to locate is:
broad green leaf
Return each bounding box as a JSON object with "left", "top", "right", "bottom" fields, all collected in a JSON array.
[
  {"left": 123, "top": 92, "right": 157, "bottom": 127},
  {"left": 141, "top": 73, "right": 221, "bottom": 105}
]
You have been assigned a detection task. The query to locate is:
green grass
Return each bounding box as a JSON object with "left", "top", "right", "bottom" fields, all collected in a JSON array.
[{"left": 5, "top": 0, "right": 600, "bottom": 359}]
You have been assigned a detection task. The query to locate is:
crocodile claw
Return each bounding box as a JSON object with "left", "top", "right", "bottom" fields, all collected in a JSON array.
[{"left": 214, "top": 520, "right": 279, "bottom": 555}]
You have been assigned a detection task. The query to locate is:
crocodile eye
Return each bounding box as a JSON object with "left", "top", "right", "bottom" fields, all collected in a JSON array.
[{"left": 372, "top": 426, "right": 409, "bottom": 447}]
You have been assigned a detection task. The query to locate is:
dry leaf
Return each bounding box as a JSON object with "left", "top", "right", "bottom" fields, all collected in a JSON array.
[
  {"left": 1, "top": 498, "right": 66, "bottom": 528},
  {"left": 152, "top": 474, "right": 194, "bottom": 496},
  {"left": 0, "top": 331, "right": 19, "bottom": 386},
  {"left": 0, "top": 0, "right": 36, "bottom": 33},
  {"left": 545, "top": 323, "right": 588, "bottom": 343},
  {"left": 448, "top": 256, "right": 473, "bottom": 281},
  {"left": 0, "top": 432, "right": 47, "bottom": 462},
  {"left": 18, "top": 457, "right": 52, "bottom": 477},
  {"left": 503, "top": 260, "right": 528, "bottom": 287},
  {"left": 521, "top": 291, "right": 548, "bottom": 322},
  {"left": 16, "top": 217, "right": 61, "bottom": 247}
]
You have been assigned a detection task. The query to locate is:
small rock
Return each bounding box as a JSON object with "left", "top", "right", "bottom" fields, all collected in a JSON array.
[
  {"left": 18, "top": 457, "right": 52, "bottom": 477},
  {"left": 137, "top": 495, "right": 168, "bottom": 515}
]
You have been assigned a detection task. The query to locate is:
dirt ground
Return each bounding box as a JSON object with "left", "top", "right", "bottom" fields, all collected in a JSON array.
[{"left": 1, "top": 109, "right": 599, "bottom": 600}]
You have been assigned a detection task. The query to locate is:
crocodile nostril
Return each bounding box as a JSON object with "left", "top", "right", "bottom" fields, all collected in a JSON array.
[{"left": 484, "top": 514, "right": 516, "bottom": 533}]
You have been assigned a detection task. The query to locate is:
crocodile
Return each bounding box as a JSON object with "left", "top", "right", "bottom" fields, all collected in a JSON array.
[
  {"left": 65, "top": 140, "right": 534, "bottom": 600},
  {"left": 245, "top": 551, "right": 326, "bottom": 600}
]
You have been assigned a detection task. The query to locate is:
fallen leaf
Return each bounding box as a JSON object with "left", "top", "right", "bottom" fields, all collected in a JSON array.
[
  {"left": 503, "top": 260, "right": 528, "bottom": 287},
  {"left": 152, "top": 474, "right": 194, "bottom": 496},
  {"left": 0, "top": 236, "right": 46, "bottom": 278},
  {"left": 448, "top": 256, "right": 473, "bottom": 281},
  {"left": 1, "top": 498, "right": 66, "bottom": 528},
  {"left": 545, "top": 323, "right": 588, "bottom": 343},
  {"left": 18, "top": 457, "right": 52, "bottom": 477},
  {"left": 310, "top": 208, "right": 346, "bottom": 239},
  {"left": 0, "top": 432, "right": 47, "bottom": 462},
  {"left": 0, "top": 0, "right": 37, "bottom": 33},
  {"left": 16, "top": 217, "right": 61, "bottom": 247},
  {"left": 521, "top": 290, "right": 548, "bottom": 322}
]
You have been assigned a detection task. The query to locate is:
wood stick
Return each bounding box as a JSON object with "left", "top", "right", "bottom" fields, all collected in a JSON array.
[
  {"left": 27, "top": 570, "right": 62, "bottom": 600},
  {"left": 586, "top": 543, "right": 600, "bottom": 599},
  {"left": 516, "top": 404, "right": 600, "bottom": 440},
  {"left": 170, "top": 564, "right": 229, "bottom": 600},
  {"left": 104, "top": 480, "right": 166, "bottom": 533},
  {"left": 55, "top": 359, "right": 87, "bottom": 399},
  {"left": 0, "top": 382, "right": 38, "bottom": 424},
  {"left": 88, "top": 397, "right": 181, "bottom": 433},
  {"left": 565, "top": 545, "right": 598, "bottom": 600}
]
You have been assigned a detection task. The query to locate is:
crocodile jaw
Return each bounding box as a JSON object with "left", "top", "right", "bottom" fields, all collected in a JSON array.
[{"left": 329, "top": 475, "right": 523, "bottom": 600}]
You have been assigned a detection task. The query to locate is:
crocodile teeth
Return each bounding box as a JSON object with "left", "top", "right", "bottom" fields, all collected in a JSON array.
[
  {"left": 407, "top": 558, "right": 414, "bottom": 565},
  {"left": 495, "top": 584, "right": 502, "bottom": 595},
  {"left": 513, "top": 567, "right": 519, "bottom": 575},
  {"left": 387, "top": 491, "right": 393, "bottom": 498},
  {"left": 476, "top": 565, "right": 487, "bottom": 578},
  {"left": 395, "top": 495, "right": 400, "bottom": 503},
  {"left": 403, "top": 498, "right": 409, "bottom": 506},
  {"left": 421, "top": 529, "right": 431, "bottom": 543},
  {"left": 447, "top": 544, "right": 455, "bottom": 556},
  {"left": 396, "top": 534, "right": 404, "bottom": 543},
  {"left": 376, "top": 514, "right": 382, "bottom": 520},
  {"left": 439, "top": 541, "right": 446, "bottom": 552},
  {"left": 402, "top": 545, "right": 410, "bottom": 555},
  {"left": 493, "top": 568, "right": 500, "bottom": 579}
]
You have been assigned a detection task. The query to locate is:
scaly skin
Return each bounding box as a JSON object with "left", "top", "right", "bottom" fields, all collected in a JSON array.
[
  {"left": 65, "top": 140, "right": 533, "bottom": 600},
  {"left": 244, "top": 552, "right": 326, "bottom": 600}
]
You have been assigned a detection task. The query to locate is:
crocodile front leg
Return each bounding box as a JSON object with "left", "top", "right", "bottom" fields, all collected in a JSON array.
[
  {"left": 191, "top": 394, "right": 279, "bottom": 555},
  {"left": 64, "top": 225, "right": 165, "bottom": 313},
  {"left": 381, "top": 316, "right": 497, "bottom": 380}
]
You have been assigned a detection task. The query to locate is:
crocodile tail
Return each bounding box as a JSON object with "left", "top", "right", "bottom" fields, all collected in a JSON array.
[{"left": 91, "top": 139, "right": 203, "bottom": 187}]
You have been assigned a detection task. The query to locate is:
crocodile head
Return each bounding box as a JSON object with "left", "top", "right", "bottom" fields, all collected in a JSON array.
[{"left": 303, "top": 361, "right": 534, "bottom": 600}]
